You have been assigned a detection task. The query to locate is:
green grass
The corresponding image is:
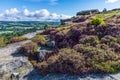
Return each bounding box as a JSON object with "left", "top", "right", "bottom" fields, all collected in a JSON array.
[
  {"left": 0, "top": 31, "right": 13, "bottom": 35},
  {"left": 95, "top": 10, "right": 120, "bottom": 20}
]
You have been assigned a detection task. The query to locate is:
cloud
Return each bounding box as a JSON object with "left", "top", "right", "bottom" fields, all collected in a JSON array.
[
  {"left": 50, "top": 0, "right": 58, "bottom": 5},
  {"left": 23, "top": 8, "right": 30, "bottom": 16},
  {"left": 0, "top": 13, "right": 3, "bottom": 17},
  {"left": 0, "top": 8, "right": 71, "bottom": 21},
  {"left": 106, "top": 0, "right": 119, "bottom": 3},
  {"left": 28, "top": 0, "right": 59, "bottom": 5},
  {"left": 5, "top": 8, "right": 19, "bottom": 15}
]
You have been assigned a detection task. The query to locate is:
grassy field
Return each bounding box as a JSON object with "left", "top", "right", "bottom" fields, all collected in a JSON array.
[
  {"left": 95, "top": 10, "right": 120, "bottom": 20},
  {"left": 0, "top": 31, "right": 13, "bottom": 35}
]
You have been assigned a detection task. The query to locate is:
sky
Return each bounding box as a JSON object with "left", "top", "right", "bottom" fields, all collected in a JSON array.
[{"left": 0, "top": 0, "right": 120, "bottom": 21}]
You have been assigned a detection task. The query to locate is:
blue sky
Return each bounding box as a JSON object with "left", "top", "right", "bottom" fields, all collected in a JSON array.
[{"left": 0, "top": 0, "right": 120, "bottom": 21}]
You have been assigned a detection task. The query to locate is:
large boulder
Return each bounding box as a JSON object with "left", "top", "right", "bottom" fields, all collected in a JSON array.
[
  {"left": 0, "top": 59, "right": 27, "bottom": 73},
  {"left": 37, "top": 50, "right": 50, "bottom": 62},
  {"left": 0, "top": 58, "right": 33, "bottom": 79},
  {"left": 46, "top": 41, "right": 55, "bottom": 48}
]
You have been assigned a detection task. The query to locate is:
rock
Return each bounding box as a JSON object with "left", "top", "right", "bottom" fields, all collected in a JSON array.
[
  {"left": 45, "top": 35, "right": 51, "bottom": 40},
  {"left": 0, "top": 58, "right": 33, "bottom": 79},
  {"left": 37, "top": 50, "right": 50, "bottom": 62},
  {"left": 0, "top": 59, "right": 27, "bottom": 73},
  {"left": 11, "top": 72, "right": 19, "bottom": 80},
  {"left": 46, "top": 41, "right": 55, "bottom": 48}
]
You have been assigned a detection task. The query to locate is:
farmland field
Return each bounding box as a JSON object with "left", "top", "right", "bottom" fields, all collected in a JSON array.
[
  {"left": 0, "top": 31, "right": 13, "bottom": 35},
  {"left": 0, "top": 21, "right": 60, "bottom": 36}
]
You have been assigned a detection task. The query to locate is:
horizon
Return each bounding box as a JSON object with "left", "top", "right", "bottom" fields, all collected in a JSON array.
[{"left": 0, "top": 0, "right": 120, "bottom": 21}]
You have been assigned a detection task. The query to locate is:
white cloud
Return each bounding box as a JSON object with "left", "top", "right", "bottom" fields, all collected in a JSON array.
[
  {"left": 106, "top": 0, "right": 119, "bottom": 3},
  {"left": 27, "top": 0, "right": 58, "bottom": 5},
  {"left": 50, "top": 13, "right": 60, "bottom": 19},
  {"left": 60, "top": 14, "right": 72, "bottom": 19},
  {"left": 23, "top": 8, "right": 30, "bottom": 16},
  {"left": 5, "top": 8, "right": 19, "bottom": 15},
  {"left": 0, "top": 13, "right": 4, "bottom": 17},
  {"left": 50, "top": 0, "right": 58, "bottom": 5},
  {"left": 34, "top": 9, "right": 50, "bottom": 17},
  {"left": 0, "top": 8, "right": 71, "bottom": 21}
]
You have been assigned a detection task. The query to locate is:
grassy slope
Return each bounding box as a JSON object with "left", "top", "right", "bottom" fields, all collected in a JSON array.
[
  {"left": 53, "top": 10, "right": 120, "bottom": 34},
  {"left": 95, "top": 10, "right": 120, "bottom": 20}
]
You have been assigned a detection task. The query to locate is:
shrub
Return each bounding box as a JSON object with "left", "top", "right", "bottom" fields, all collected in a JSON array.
[
  {"left": 117, "top": 37, "right": 120, "bottom": 44},
  {"left": 0, "top": 37, "right": 6, "bottom": 47},
  {"left": 8, "top": 37, "right": 28, "bottom": 43},
  {"left": 101, "top": 35, "right": 117, "bottom": 45},
  {"left": 44, "top": 24, "right": 50, "bottom": 29},
  {"left": 105, "top": 26, "right": 120, "bottom": 37},
  {"left": 19, "top": 42, "right": 38, "bottom": 56},
  {"left": 79, "top": 36, "right": 100, "bottom": 46},
  {"left": 96, "top": 44, "right": 110, "bottom": 50},
  {"left": 32, "top": 35, "right": 46, "bottom": 45},
  {"left": 56, "top": 48, "right": 86, "bottom": 74},
  {"left": 110, "top": 43, "right": 120, "bottom": 53},
  {"left": 38, "top": 48, "right": 87, "bottom": 75},
  {"left": 36, "top": 13, "right": 120, "bottom": 75},
  {"left": 38, "top": 44, "right": 120, "bottom": 75},
  {"left": 90, "top": 18, "right": 105, "bottom": 26},
  {"left": 92, "top": 61, "right": 120, "bottom": 73},
  {"left": 37, "top": 61, "right": 49, "bottom": 75},
  {"left": 73, "top": 44, "right": 120, "bottom": 73}
]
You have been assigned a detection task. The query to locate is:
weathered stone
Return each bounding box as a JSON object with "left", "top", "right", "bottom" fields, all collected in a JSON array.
[
  {"left": 37, "top": 50, "right": 49, "bottom": 62},
  {"left": 46, "top": 41, "right": 55, "bottom": 48}
]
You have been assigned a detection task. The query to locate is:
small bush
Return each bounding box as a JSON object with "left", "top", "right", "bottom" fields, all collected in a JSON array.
[
  {"left": 110, "top": 43, "right": 120, "bottom": 53},
  {"left": 0, "top": 37, "right": 6, "bottom": 47},
  {"left": 38, "top": 44, "right": 120, "bottom": 75},
  {"left": 38, "top": 48, "right": 86, "bottom": 75},
  {"left": 73, "top": 44, "right": 120, "bottom": 73},
  {"left": 101, "top": 35, "right": 117, "bottom": 45},
  {"left": 90, "top": 18, "right": 105, "bottom": 26},
  {"left": 79, "top": 36, "right": 100, "bottom": 46},
  {"left": 92, "top": 61, "right": 120, "bottom": 73},
  {"left": 96, "top": 44, "right": 110, "bottom": 50},
  {"left": 44, "top": 24, "right": 50, "bottom": 29},
  {"left": 19, "top": 42, "right": 38, "bottom": 56},
  {"left": 8, "top": 37, "right": 28, "bottom": 43},
  {"left": 32, "top": 35, "right": 46, "bottom": 45},
  {"left": 117, "top": 37, "right": 120, "bottom": 44}
]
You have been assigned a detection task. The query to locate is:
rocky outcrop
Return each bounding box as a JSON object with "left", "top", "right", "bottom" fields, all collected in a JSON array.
[
  {"left": 0, "top": 40, "right": 34, "bottom": 79},
  {"left": 37, "top": 48, "right": 54, "bottom": 62},
  {"left": 76, "top": 9, "right": 99, "bottom": 16},
  {"left": 0, "top": 58, "right": 33, "bottom": 80},
  {"left": 46, "top": 41, "right": 55, "bottom": 48}
]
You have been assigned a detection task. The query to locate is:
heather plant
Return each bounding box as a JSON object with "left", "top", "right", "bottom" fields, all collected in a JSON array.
[
  {"left": 73, "top": 44, "right": 120, "bottom": 73},
  {"left": 91, "top": 61, "right": 120, "bottom": 73},
  {"left": 0, "top": 37, "right": 6, "bottom": 47},
  {"left": 116, "top": 37, "right": 120, "bottom": 44},
  {"left": 38, "top": 48, "right": 87, "bottom": 75},
  {"left": 105, "top": 27, "right": 120, "bottom": 37},
  {"left": 8, "top": 37, "right": 28, "bottom": 43},
  {"left": 32, "top": 35, "right": 46, "bottom": 45},
  {"left": 101, "top": 35, "right": 117, "bottom": 45},
  {"left": 96, "top": 44, "right": 110, "bottom": 50},
  {"left": 110, "top": 43, "right": 120, "bottom": 53},
  {"left": 38, "top": 45, "right": 120, "bottom": 75},
  {"left": 36, "top": 11, "right": 120, "bottom": 75},
  {"left": 19, "top": 42, "right": 38, "bottom": 56},
  {"left": 79, "top": 36, "right": 100, "bottom": 46}
]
